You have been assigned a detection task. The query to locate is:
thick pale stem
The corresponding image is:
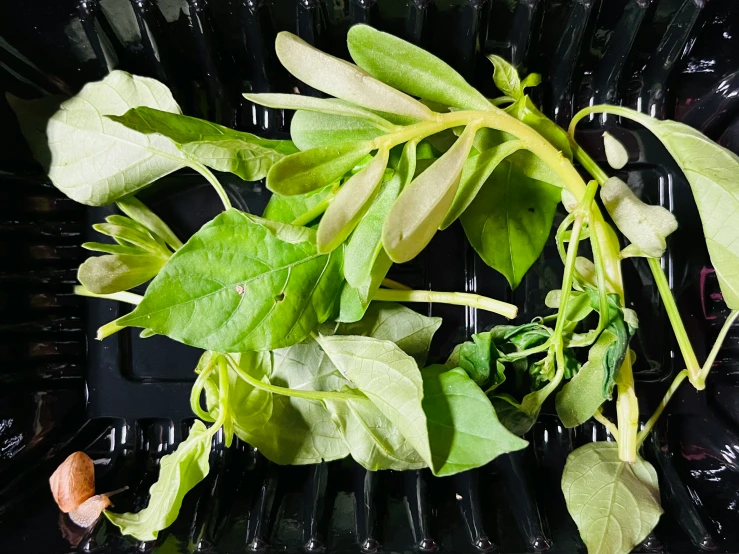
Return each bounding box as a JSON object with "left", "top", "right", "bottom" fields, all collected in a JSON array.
[
  {"left": 190, "top": 162, "right": 233, "bottom": 211},
  {"left": 372, "top": 289, "right": 518, "bottom": 319},
  {"left": 381, "top": 278, "right": 412, "bottom": 290},
  {"left": 74, "top": 285, "right": 142, "bottom": 305}
]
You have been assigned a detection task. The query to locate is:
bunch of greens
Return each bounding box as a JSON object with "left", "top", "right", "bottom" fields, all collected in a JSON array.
[{"left": 11, "top": 24, "right": 739, "bottom": 554}]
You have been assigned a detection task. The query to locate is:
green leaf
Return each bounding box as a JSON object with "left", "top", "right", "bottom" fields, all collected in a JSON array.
[
  {"left": 347, "top": 25, "right": 492, "bottom": 111},
  {"left": 445, "top": 331, "right": 505, "bottom": 387},
  {"left": 290, "top": 110, "right": 387, "bottom": 151},
  {"left": 116, "top": 196, "right": 183, "bottom": 250},
  {"left": 317, "top": 148, "right": 389, "bottom": 253},
  {"left": 17, "top": 71, "right": 186, "bottom": 206},
  {"left": 244, "top": 93, "right": 396, "bottom": 131},
  {"left": 603, "top": 132, "right": 628, "bottom": 170},
  {"left": 506, "top": 97, "right": 572, "bottom": 159},
  {"left": 488, "top": 55, "right": 522, "bottom": 99},
  {"left": 422, "top": 365, "right": 527, "bottom": 476},
  {"left": 267, "top": 141, "right": 373, "bottom": 196},
  {"left": 78, "top": 254, "right": 165, "bottom": 294},
  {"left": 317, "top": 335, "right": 433, "bottom": 464},
  {"left": 275, "top": 32, "right": 433, "bottom": 121},
  {"left": 337, "top": 251, "right": 393, "bottom": 323},
  {"left": 264, "top": 185, "right": 334, "bottom": 224},
  {"left": 337, "top": 302, "right": 441, "bottom": 367},
  {"left": 583, "top": 106, "right": 739, "bottom": 309},
  {"left": 461, "top": 159, "right": 561, "bottom": 289},
  {"left": 562, "top": 442, "right": 662, "bottom": 554},
  {"left": 600, "top": 176, "right": 677, "bottom": 259},
  {"left": 441, "top": 139, "right": 525, "bottom": 229},
  {"left": 344, "top": 141, "right": 415, "bottom": 289},
  {"left": 105, "top": 420, "right": 212, "bottom": 541},
  {"left": 555, "top": 329, "right": 619, "bottom": 428},
  {"left": 491, "top": 395, "right": 539, "bottom": 436},
  {"left": 383, "top": 125, "right": 476, "bottom": 263},
  {"left": 107, "top": 210, "right": 343, "bottom": 351},
  {"left": 520, "top": 73, "right": 542, "bottom": 92}
]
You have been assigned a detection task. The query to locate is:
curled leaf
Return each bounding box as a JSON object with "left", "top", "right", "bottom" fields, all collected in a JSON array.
[
  {"left": 603, "top": 131, "right": 629, "bottom": 169},
  {"left": 600, "top": 176, "right": 677, "bottom": 258},
  {"left": 69, "top": 494, "right": 111, "bottom": 528},
  {"left": 49, "top": 452, "right": 95, "bottom": 513}
]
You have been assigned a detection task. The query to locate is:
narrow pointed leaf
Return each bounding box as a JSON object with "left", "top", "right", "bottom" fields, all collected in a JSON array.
[
  {"left": 488, "top": 55, "right": 522, "bottom": 99},
  {"left": 290, "top": 110, "right": 387, "bottom": 150},
  {"left": 78, "top": 254, "right": 165, "bottom": 294}
]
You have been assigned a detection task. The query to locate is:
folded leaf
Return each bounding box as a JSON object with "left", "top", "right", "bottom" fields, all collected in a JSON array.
[
  {"left": 383, "top": 125, "right": 476, "bottom": 263},
  {"left": 461, "top": 159, "right": 561, "bottom": 289},
  {"left": 600, "top": 176, "right": 677, "bottom": 259},
  {"left": 290, "top": 110, "right": 387, "bottom": 151},
  {"left": 562, "top": 442, "right": 662, "bottom": 554},
  {"left": 105, "top": 420, "right": 212, "bottom": 541},
  {"left": 275, "top": 32, "right": 433, "bottom": 121},
  {"left": 267, "top": 141, "right": 373, "bottom": 196},
  {"left": 347, "top": 25, "right": 492, "bottom": 111},
  {"left": 104, "top": 210, "right": 343, "bottom": 352}
]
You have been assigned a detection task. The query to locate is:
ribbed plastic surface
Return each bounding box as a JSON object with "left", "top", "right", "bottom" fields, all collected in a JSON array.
[{"left": 2, "top": 1, "right": 739, "bottom": 552}]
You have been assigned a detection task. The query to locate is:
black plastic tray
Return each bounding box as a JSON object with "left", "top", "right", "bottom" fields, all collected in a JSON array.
[{"left": 2, "top": 1, "right": 739, "bottom": 552}]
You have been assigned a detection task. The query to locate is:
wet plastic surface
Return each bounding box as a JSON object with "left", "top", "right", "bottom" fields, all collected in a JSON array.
[{"left": 2, "top": 0, "right": 739, "bottom": 552}]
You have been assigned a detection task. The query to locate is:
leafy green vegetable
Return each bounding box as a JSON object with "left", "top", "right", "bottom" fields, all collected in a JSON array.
[
  {"left": 105, "top": 420, "right": 212, "bottom": 541},
  {"left": 461, "top": 159, "right": 561, "bottom": 289},
  {"left": 117, "top": 197, "right": 183, "bottom": 251},
  {"left": 317, "top": 148, "right": 389, "bottom": 253},
  {"left": 347, "top": 25, "right": 492, "bottom": 111},
  {"left": 603, "top": 132, "right": 628, "bottom": 170},
  {"left": 562, "top": 442, "right": 662, "bottom": 554},
  {"left": 445, "top": 331, "right": 504, "bottom": 387},
  {"left": 102, "top": 210, "right": 343, "bottom": 351},
  {"left": 267, "top": 141, "right": 373, "bottom": 196},
  {"left": 507, "top": 97, "right": 573, "bottom": 159},
  {"left": 263, "top": 185, "right": 334, "bottom": 224},
  {"left": 78, "top": 253, "right": 165, "bottom": 295},
  {"left": 422, "top": 365, "right": 527, "bottom": 475},
  {"left": 488, "top": 55, "right": 522, "bottom": 99},
  {"left": 383, "top": 125, "right": 477, "bottom": 263},
  {"left": 275, "top": 31, "right": 433, "bottom": 121},
  {"left": 109, "top": 106, "right": 296, "bottom": 181},
  {"left": 337, "top": 252, "right": 393, "bottom": 323},
  {"left": 290, "top": 110, "right": 387, "bottom": 151},
  {"left": 600, "top": 176, "right": 677, "bottom": 259}
]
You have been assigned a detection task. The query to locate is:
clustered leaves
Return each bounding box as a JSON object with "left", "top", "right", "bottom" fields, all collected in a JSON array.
[{"left": 15, "top": 23, "right": 739, "bottom": 554}]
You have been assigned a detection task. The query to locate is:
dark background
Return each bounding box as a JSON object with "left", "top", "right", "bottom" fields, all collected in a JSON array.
[{"left": 1, "top": 0, "right": 739, "bottom": 552}]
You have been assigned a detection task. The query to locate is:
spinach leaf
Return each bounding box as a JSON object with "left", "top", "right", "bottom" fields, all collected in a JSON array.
[
  {"left": 105, "top": 420, "right": 212, "bottom": 541},
  {"left": 545, "top": 290, "right": 594, "bottom": 322},
  {"left": 445, "top": 331, "right": 505, "bottom": 387},
  {"left": 109, "top": 107, "right": 296, "bottom": 181},
  {"left": 104, "top": 211, "right": 343, "bottom": 352},
  {"left": 562, "top": 442, "right": 662, "bottom": 554},
  {"left": 263, "top": 185, "right": 334, "bottom": 224},
  {"left": 347, "top": 25, "right": 492, "bottom": 111},
  {"left": 290, "top": 110, "right": 387, "bottom": 151},
  {"left": 461, "top": 159, "right": 561, "bottom": 289},
  {"left": 491, "top": 394, "right": 539, "bottom": 436},
  {"left": 422, "top": 365, "right": 527, "bottom": 476},
  {"left": 267, "top": 141, "right": 373, "bottom": 196},
  {"left": 578, "top": 106, "right": 739, "bottom": 308},
  {"left": 17, "top": 71, "right": 185, "bottom": 206},
  {"left": 383, "top": 125, "right": 476, "bottom": 263},
  {"left": 317, "top": 148, "right": 389, "bottom": 253},
  {"left": 275, "top": 32, "right": 433, "bottom": 121},
  {"left": 337, "top": 252, "right": 393, "bottom": 323},
  {"left": 600, "top": 176, "right": 677, "bottom": 258}
]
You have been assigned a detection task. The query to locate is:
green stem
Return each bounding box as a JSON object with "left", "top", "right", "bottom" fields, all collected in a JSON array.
[
  {"left": 372, "top": 288, "right": 518, "bottom": 319},
  {"left": 381, "top": 278, "right": 411, "bottom": 290},
  {"left": 190, "top": 162, "right": 233, "bottom": 211},
  {"left": 636, "top": 369, "right": 689, "bottom": 445},
  {"left": 226, "top": 355, "right": 354, "bottom": 402},
  {"left": 571, "top": 141, "right": 609, "bottom": 185},
  {"left": 647, "top": 257, "right": 702, "bottom": 384},
  {"left": 594, "top": 408, "right": 619, "bottom": 438},
  {"left": 74, "top": 285, "right": 143, "bottom": 305},
  {"left": 694, "top": 310, "right": 739, "bottom": 388},
  {"left": 190, "top": 357, "right": 217, "bottom": 423}
]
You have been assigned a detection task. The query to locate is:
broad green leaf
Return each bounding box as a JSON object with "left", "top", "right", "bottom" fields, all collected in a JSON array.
[
  {"left": 244, "top": 93, "right": 396, "bottom": 131},
  {"left": 488, "top": 55, "right": 522, "bottom": 99},
  {"left": 317, "top": 335, "right": 432, "bottom": 463},
  {"left": 275, "top": 32, "right": 433, "bottom": 121},
  {"left": 422, "top": 366, "right": 527, "bottom": 476},
  {"left": 582, "top": 105, "right": 739, "bottom": 308},
  {"left": 337, "top": 302, "right": 441, "bottom": 366},
  {"left": 603, "top": 132, "right": 628, "bottom": 169},
  {"left": 106, "top": 210, "right": 343, "bottom": 352},
  {"left": 263, "top": 185, "right": 334, "bottom": 224},
  {"left": 290, "top": 110, "right": 387, "bottom": 151},
  {"left": 600, "top": 176, "right": 677, "bottom": 259},
  {"left": 21, "top": 71, "right": 185, "bottom": 206},
  {"left": 445, "top": 331, "right": 504, "bottom": 387},
  {"left": 562, "top": 442, "right": 662, "bottom": 554},
  {"left": 555, "top": 329, "right": 618, "bottom": 428},
  {"left": 545, "top": 290, "right": 594, "bottom": 322},
  {"left": 317, "top": 148, "right": 389, "bottom": 253},
  {"left": 383, "top": 125, "right": 476, "bottom": 263},
  {"left": 347, "top": 24, "right": 492, "bottom": 111},
  {"left": 461, "top": 159, "right": 561, "bottom": 289},
  {"left": 344, "top": 141, "right": 415, "bottom": 289},
  {"left": 491, "top": 395, "right": 539, "bottom": 436},
  {"left": 441, "top": 139, "right": 525, "bottom": 229},
  {"left": 117, "top": 196, "right": 183, "bottom": 250},
  {"left": 105, "top": 420, "right": 212, "bottom": 541},
  {"left": 108, "top": 106, "right": 296, "bottom": 181},
  {"left": 267, "top": 141, "right": 373, "bottom": 196},
  {"left": 78, "top": 254, "right": 165, "bottom": 294}
]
